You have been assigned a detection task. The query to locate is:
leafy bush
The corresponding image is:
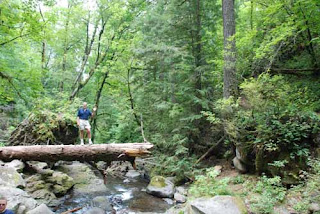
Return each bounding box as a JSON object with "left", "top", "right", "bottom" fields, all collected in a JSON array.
[
  {"left": 8, "top": 93, "right": 82, "bottom": 145},
  {"left": 189, "top": 167, "right": 231, "bottom": 197},
  {"left": 247, "top": 175, "right": 286, "bottom": 214},
  {"left": 289, "top": 159, "right": 320, "bottom": 213},
  {"left": 223, "top": 74, "right": 320, "bottom": 178}
]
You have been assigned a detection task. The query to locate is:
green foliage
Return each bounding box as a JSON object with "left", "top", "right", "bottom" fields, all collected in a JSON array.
[
  {"left": 288, "top": 159, "right": 320, "bottom": 213},
  {"left": 26, "top": 93, "right": 81, "bottom": 143},
  {"left": 151, "top": 153, "right": 195, "bottom": 183},
  {"left": 247, "top": 176, "right": 286, "bottom": 214},
  {"left": 225, "top": 74, "right": 320, "bottom": 176},
  {"left": 189, "top": 167, "right": 231, "bottom": 197}
]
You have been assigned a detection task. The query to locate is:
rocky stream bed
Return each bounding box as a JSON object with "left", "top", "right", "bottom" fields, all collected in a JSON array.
[{"left": 0, "top": 158, "right": 248, "bottom": 214}]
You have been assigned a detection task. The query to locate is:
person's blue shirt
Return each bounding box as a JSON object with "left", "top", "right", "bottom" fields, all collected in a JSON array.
[
  {"left": 77, "top": 108, "right": 92, "bottom": 120},
  {"left": 2, "top": 209, "right": 15, "bottom": 214}
]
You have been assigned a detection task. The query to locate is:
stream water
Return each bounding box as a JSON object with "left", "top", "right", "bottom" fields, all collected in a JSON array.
[{"left": 54, "top": 175, "right": 172, "bottom": 214}]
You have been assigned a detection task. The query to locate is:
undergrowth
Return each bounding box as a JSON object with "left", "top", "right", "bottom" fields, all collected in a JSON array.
[{"left": 189, "top": 167, "right": 231, "bottom": 197}]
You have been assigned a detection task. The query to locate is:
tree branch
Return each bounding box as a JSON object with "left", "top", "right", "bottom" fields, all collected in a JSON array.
[{"left": 0, "top": 33, "right": 30, "bottom": 46}]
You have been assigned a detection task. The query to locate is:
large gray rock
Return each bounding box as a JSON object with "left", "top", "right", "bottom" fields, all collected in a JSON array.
[
  {"left": 233, "top": 157, "right": 247, "bottom": 173},
  {"left": 26, "top": 204, "right": 54, "bottom": 214},
  {"left": 147, "top": 176, "right": 175, "bottom": 198},
  {"left": 92, "top": 196, "right": 113, "bottom": 212},
  {"left": 0, "top": 166, "right": 25, "bottom": 188},
  {"left": 5, "top": 160, "right": 25, "bottom": 172},
  {"left": 87, "top": 207, "right": 105, "bottom": 214},
  {"left": 57, "top": 161, "right": 108, "bottom": 195},
  {"left": 0, "top": 187, "right": 38, "bottom": 214},
  {"left": 47, "top": 171, "right": 74, "bottom": 195},
  {"left": 186, "top": 196, "right": 247, "bottom": 214},
  {"left": 25, "top": 174, "right": 57, "bottom": 206}
]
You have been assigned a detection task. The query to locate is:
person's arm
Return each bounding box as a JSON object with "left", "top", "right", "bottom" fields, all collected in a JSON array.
[{"left": 91, "top": 106, "right": 97, "bottom": 118}]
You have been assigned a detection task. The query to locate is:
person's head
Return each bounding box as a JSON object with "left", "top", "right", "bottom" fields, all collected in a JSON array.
[
  {"left": 83, "top": 102, "right": 87, "bottom": 109},
  {"left": 0, "top": 197, "right": 7, "bottom": 213}
]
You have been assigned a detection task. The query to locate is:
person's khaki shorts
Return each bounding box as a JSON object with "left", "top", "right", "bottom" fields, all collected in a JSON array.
[{"left": 79, "top": 119, "right": 91, "bottom": 130}]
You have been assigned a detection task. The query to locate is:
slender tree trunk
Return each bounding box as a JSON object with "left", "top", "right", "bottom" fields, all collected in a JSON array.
[
  {"left": 127, "top": 63, "right": 141, "bottom": 127},
  {"left": 41, "top": 41, "right": 46, "bottom": 70},
  {"left": 222, "top": 0, "right": 237, "bottom": 98},
  {"left": 91, "top": 52, "right": 116, "bottom": 140},
  {"left": 250, "top": 0, "right": 253, "bottom": 30},
  {"left": 71, "top": 15, "right": 99, "bottom": 92}
]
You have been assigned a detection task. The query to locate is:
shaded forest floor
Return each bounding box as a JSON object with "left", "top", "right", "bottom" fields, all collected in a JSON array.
[{"left": 196, "top": 159, "right": 320, "bottom": 214}]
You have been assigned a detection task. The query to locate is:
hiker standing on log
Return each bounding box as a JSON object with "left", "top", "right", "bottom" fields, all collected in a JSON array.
[{"left": 77, "top": 102, "right": 97, "bottom": 145}]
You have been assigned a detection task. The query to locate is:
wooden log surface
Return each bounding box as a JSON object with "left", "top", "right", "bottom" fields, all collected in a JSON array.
[{"left": 0, "top": 143, "right": 153, "bottom": 162}]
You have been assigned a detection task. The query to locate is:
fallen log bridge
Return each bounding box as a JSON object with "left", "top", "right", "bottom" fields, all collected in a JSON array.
[{"left": 0, "top": 143, "right": 153, "bottom": 163}]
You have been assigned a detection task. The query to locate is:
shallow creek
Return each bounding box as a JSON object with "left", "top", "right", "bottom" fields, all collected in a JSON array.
[{"left": 54, "top": 175, "right": 172, "bottom": 214}]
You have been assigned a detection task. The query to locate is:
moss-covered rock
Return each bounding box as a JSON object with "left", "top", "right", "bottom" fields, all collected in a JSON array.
[
  {"left": 56, "top": 161, "right": 107, "bottom": 195},
  {"left": 147, "top": 176, "right": 175, "bottom": 198},
  {"left": 0, "top": 166, "right": 25, "bottom": 188},
  {"left": 149, "top": 176, "right": 166, "bottom": 188}
]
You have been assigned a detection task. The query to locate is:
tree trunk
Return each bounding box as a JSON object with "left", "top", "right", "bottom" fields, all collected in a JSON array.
[
  {"left": 222, "top": 0, "right": 237, "bottom": 98},
  {"left": 0, "top": 143, "right": 153, "bottom": 162}
]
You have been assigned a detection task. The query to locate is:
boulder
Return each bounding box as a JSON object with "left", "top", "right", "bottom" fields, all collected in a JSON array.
[
  {"left": 147, "top": 176, "right": 175, "bottom": 198},
  {"left": 96, "top": 161, "right": 108, "bottom": 171},
  {"left": 5, "top": 160, "right": 25, "bottom": 172},
  {"left": 0, "top": 187, "right": 38, "bottom": 214},
  {"left": 125, "top": 170, "right": 141, "bottom": 179},
  {"left": 0, "top": 166, "right": 25, "bottom": 188},
  {"left": 309, "top": 203, "right": 320, "bottom": 213},
  {"left": 26, "top": 204, "right": 54, "bottom": 214},
  {"left": 174, "top": 192, "right": 186, "bottom": 203},
  {"left": 175, "top": 186, "right": 188, "bottom": 196},
  {"left": 27, "top": 161, "right": 48, "bottom": 170},
  {"left": 29, "top": 189, "right": 57, "bottom": 205},
  {"left": 106, "top": 161, "right": 134, "bottom": 177},
  {"left": 25, "top": 175, "right": 57, "bottom": 206},
  {"left": 233, "top": 157, "right": 247, "bottom": 173},
  {"left": 47, "top": 171, "right": 74, "bottom": 195},
  {"left": 87, "top": 207, "right": 105, "bottom": 214},
  {"left": 56, "top": 161, "right": 108, "bottom": 195},
  {"left": 92, "top": 196, "right": 113, "bottom": 212},
  {"left": 186, "top": 196, "right": 247, "bottom": 214}
]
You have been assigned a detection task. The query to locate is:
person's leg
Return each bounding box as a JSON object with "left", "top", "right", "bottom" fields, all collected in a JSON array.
[
  {"left": 80, "top": 130, "right": 84, "bottom": 145},
  {"left": 86, "top": 128, "right": 92, "bottom": 144}
]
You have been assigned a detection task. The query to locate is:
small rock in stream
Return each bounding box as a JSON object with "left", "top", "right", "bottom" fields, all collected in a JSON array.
[
  {"left": 123, "top": 178, "right": 130, "bottom": 183},
  {"left": 87, "top": 207, "right": 105, "bottom": 214},
  {"left": 163, "top": 198, "right": 174, "bottom": 205},
  {"left": 92, "top": 196, "right": 113, "bottom": 212},
  {"left": 26, "top": 204, "right": 54, "bottom": 214},
  {"left": 125, "top": 170, "right": 141, "bottom": 179},
  {"left": 174, "top": 192, "right": 186, "bottom": 203},
  {"left": 147, "top": 176, "right": 175, "bottom": 198}
]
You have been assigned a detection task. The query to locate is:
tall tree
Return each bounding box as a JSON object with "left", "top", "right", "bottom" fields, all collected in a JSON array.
[{"left": 222, "top": 0, "right": 237, "bottom": 98}]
